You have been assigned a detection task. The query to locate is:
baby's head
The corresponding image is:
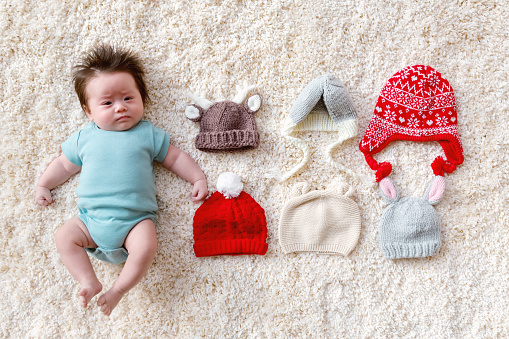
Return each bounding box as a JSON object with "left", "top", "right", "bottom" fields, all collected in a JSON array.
[{"left": 72, "top": 44, "right": 149, "bottom": 131}]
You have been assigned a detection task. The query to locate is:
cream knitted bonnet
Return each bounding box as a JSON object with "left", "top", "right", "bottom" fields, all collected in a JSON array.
[
  {"left": 279, "top": 181, "right": 361, "bottom": 255},
  {"left": 268, "top": 74, "right": 358, "bottom": 182}
]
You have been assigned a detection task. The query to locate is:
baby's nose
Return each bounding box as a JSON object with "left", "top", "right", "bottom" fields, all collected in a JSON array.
[{"left": 115, "top": 103, "right": 127, "bottom": 112}]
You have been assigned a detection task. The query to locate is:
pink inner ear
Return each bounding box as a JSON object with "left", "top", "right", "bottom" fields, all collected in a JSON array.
[
  {"left": 380, "top": 178, "right": 397, "bottom": 200},
  {"left": 428, "top": 176, "right": 446, "bottom": 201}
]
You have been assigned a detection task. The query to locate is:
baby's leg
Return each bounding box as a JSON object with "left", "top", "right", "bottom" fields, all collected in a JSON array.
[
  {"left": 97, "top": 219, "right": 157, "bottom": 316},
  {"left": 55, "top": 217, "right": 102, "bottom": 308}
]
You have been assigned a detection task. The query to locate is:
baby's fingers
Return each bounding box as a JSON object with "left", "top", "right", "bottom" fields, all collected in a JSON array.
[
  {"left": 36, "top": 198, "right": 49, "bottom": 207},
  {"left": 191, "top": 184, "right": 208, "bottom": 202},
  {"left": 35, "top": 187, "right": 53, "bottom": 207}
]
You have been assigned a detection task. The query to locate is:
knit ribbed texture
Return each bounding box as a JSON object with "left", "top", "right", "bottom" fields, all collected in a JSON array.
[
  {"left": 195, "top": 129, "right": 259, "bottom": 152},
  {"left": 267, "top": 74, "right": 361, "bottom": 182},
  {"left": 193, "top": 239, "right": 268, "bottom": 258},
  {"left": 279, "top": 182, "right": 361, "bottom": 255},
  {"left": 193, "top": 191, "right": 268, "bottom": 257},
  {"left": 188, "top": 100, "right": 260, "bottom": 152},
  {"left": 378, "top": 197, "right": 441, "bottom": 259}
]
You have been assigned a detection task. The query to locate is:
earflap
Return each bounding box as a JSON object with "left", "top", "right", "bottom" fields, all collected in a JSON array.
[
  {"left": 424, "top": 176, "right": 446, "bottom": 205},
  {"left": 379, "top": 177, "right": 399, "bottom": 203}
]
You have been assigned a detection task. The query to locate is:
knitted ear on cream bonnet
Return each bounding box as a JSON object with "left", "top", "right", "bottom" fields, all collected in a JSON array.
[{"left": 267, "top": 74, "right": 366, "bottom": 182}]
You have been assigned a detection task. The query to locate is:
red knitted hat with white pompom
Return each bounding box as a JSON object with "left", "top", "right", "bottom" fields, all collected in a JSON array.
[
  {"left": 359, "top": 65, "right": 464, "bottom": 182},
  {"left": 193, "top": 172, "right": 268, "bottom": 257}
]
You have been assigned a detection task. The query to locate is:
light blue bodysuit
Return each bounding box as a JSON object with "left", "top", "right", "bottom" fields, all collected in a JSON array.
[{"left": 61, "top": 120, "right": 170, "bottom": 264}]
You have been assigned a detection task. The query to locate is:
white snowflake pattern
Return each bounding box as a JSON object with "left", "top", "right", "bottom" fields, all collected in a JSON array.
[
  {"left": 407, "top": 117, "right": 420, "bottom": 129},
  {"left": 384, "top": 110, "right": 396, "bottom": 122},
  {"left": 435, "top": 116, "right": 448, "bottom": 126}
]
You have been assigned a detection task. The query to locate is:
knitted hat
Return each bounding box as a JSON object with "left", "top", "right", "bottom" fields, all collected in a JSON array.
[
  {"left": 360, "top": 65, "right": 464, "bottom": 182},
  {"left": 279, "top": 181, "right": 361, "bottom": 255},
  {"left": 185, "top": 85, "right": 261, "bottom": 152},
  {"left": 267, "top": 74, "right": 358, "bottom": 182},
  {"left": 192, "top": 172, "right": 268, "bottom": 257},
  {"left": 378, "top": 176, "right": 445, "bottom": 259}
]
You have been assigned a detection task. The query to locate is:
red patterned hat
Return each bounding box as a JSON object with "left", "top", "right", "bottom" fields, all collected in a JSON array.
[
  {"left": 360, "top": 65, "right": 464, "bottom": 181},
  {"left": 193, "top": 173, "right": 268, "bottom": 257}
]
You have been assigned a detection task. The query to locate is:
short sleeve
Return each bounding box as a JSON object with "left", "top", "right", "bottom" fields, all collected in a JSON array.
[
  {"left": 61, "top": 130, "right": 83, "bottom": 166},
  {"left": 152, "top": 125, "right": 171, "bottom": 162}
]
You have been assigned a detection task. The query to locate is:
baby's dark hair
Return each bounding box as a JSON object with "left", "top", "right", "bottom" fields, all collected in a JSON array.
[{"left": 72, "top": 44, "right": 149, "bottom": 109}]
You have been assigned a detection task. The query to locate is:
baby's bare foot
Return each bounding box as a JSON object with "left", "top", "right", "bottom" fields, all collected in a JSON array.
[
  {"left": 97, "top": 286, "right": 124, "bottom": 316},
  {"left": 78, "top": 280, "right": 102, "bottom": 308}
]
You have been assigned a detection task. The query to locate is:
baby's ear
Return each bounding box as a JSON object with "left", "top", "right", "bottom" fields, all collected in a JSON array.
[
  {"left": 379, "top": 177, "right": 399, "bottom": 203},
  {"left": 425, "top": 176, "right": 446, "bottom": 205},
  {"left": 245, "top": 94, "right": 261, "bottom": 113},
  {"left": 185, "top": 104, "right": 204, "bottom": 122}
]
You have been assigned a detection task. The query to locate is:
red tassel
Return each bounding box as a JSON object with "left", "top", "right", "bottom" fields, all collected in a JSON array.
[
  {"left": 443, "top": 161, "right": 457, "bottom": 174},
  {"left": 431, "top": 156, "right": 445, "bottom": 176},
  {"left": 432, "top": 156, "right": 458, "bottom": 176},
  {"left": 375, "top": 162, "right": 392, "bottom": 182}
]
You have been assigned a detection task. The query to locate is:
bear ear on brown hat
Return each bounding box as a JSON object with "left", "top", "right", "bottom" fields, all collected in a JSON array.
[
  {"left": 244, "top": 94, "right": 261, "bottom": 113},
  {"left": 185, "top": 104, "right": 204, "bottom": 122},
  {"left": 184, "top": 91, "right": 212, "bottom": 122}
]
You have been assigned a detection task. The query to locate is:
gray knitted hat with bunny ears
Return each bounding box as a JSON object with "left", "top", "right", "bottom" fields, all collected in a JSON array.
[{"left": 378, "top": 176, "right": 446, "bottom": 259}]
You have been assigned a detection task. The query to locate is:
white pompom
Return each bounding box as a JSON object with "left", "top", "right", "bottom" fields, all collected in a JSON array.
[{"left": 216, "top": 172, "right": 243, "bottom": 199}]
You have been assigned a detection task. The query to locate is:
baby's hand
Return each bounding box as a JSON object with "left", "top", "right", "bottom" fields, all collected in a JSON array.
[
  {"left": 35, "top": 185, "right": 53, "bottom": 207},
  {"left": 191, "top": 178, "right": 208, "bottom": 202}
]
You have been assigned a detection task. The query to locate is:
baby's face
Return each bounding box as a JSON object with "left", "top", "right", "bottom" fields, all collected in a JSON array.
[{"left": 83, "top": 72, "right": 144, "bottom": 131}]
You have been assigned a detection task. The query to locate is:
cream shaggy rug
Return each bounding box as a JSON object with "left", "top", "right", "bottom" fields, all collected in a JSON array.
[{"left": 1, "top": 1, "right": 508, "bottom": 337}]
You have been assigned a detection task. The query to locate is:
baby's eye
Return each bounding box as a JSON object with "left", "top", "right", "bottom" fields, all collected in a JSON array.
[
  {"left": 124, "top": 97, "right": 132, "bottom": 101},
  {"left": 102, "top": 101, "right": 112, "bottom": 106}
]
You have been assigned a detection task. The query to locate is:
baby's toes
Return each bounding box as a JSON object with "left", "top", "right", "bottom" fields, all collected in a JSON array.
[
  {"left": 97, "top": 295, "right": 111, "bottom": 316},
  {"left": 78, "top": 295, "right": 87, "bottom": 308}
]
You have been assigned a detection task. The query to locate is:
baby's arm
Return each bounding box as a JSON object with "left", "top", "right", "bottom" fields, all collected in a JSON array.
[
  {"left": 161, "top": 144, "right": 208, "bottom": 202},
  {"left": 35, "top": 154, "right": 81, "bottom": 207}
]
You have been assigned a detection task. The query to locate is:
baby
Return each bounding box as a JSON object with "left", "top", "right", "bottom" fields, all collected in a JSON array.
[{"left": 35, "top": 44, "right": 208, "bottom": 316}]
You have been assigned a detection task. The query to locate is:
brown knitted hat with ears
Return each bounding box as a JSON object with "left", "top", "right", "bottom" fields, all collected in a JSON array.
[{"left": 185, "top": 84, "right": 262, "bottom": 152}]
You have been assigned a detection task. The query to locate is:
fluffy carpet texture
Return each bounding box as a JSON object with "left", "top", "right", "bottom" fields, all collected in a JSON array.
[{"left": 1, "top": 0, "right": 508, "bottom": 337}]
